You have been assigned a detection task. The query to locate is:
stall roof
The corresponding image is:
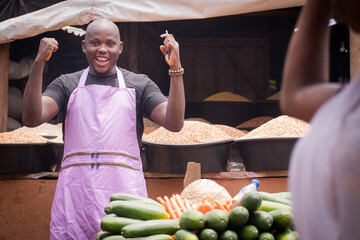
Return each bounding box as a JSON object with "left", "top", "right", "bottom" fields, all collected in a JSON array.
[{"left": 0, "top": 0, "right": 304, "bottom": 44}]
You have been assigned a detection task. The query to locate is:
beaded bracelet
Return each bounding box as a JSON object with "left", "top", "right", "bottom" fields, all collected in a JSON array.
[{"left": 168, "top": 67, "right": 184, "bottom": 76}]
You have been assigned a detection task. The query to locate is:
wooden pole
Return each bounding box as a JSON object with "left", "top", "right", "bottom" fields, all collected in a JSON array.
[
  {"left": 0, "top": 43, "right": 10, "bottom": 132},
  {"left": 350, "top": 29, "right": 360, "bottom": 80}
]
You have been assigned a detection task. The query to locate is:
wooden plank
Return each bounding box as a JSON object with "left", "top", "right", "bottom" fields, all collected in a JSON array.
[
  {"left": 350, "top": 29, "right": 360, "bottom": 80},
  {"left": 223, "top": 47, "right": 266, "bottom": 99},
  {"left": 129, "top": 23, "right": 139, "bottom": 73},
  {"left": 144, "top": 170, "right": 288, "bottom": 179},
  {"left": 0, "top": 43, "right": 10, "bottom": 133},
  {"left": 183, "top": 162, "right": 201, "bottom": 188}
]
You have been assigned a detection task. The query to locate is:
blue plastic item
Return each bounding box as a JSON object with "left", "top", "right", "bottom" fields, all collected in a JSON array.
[{"left": 234, "top": 179, "right": 260, "bottom": 200}]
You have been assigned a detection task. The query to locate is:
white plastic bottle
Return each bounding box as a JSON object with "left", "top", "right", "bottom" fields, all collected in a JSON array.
[{"left": 233, "top": 179, "right": 260, "bottom": 201}]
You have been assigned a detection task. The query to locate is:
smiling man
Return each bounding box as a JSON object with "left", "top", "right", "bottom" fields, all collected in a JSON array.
[
  {"left": 22, "top": 19, "right": 185, "bottom": 239},
  {"left": 82, "top": 19, "right": 122, "bottom": 76}
]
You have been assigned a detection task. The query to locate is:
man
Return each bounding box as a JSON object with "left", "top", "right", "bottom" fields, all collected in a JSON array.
[{"left": 22, "top": 19, "right": 185, "bottom": 239}]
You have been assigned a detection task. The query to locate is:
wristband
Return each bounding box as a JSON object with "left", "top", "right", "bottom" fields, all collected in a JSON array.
[{"left": 168, "top": 68, "right": 184, "bottom": 76}]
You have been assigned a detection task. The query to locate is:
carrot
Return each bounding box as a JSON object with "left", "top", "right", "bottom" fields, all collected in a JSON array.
[
  {"left": 214, "top": 200, "right": 229, "bottom": 213},
  {"left": 157, "top": 196, "right": 166, "bottom": 207},
  {"left": 170, "top": 195, "right": 182, "bottom": 218},
  {"left": 202, "top": 199, "right": 213, "bottom": 213},
  {"left": 213, "top": 202, "right": 221, "bottom": 210},
  {"left": 201, "top": 195, "right": 212, "bottom": 204},
  {"left": 197, "top": 203, "right": 206, "bottom": 214},
  {"left": 229, "top": 198, "right": 237, "bottom": 210},
  {"left": 164, "top": 196, "right": 177, "bottom": 219},
  {"left": 175, "top": 194, "right": 186, "bottom": 213},
  {"left": 183, "top": 198, "right": 193, "bottom": 210},
  {"left": 222, "top": 201, "right": 231, "bottom": 212},
  {"left": 224, "top": 198, "right": 233, "bottom": 211}
]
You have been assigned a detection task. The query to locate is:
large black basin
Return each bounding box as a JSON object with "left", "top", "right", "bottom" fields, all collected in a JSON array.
[
  {"left": 0, "top": 143, "right": 57, "bottom": 174},
  {"left": 234, "top": 137, "right": 300, "bottom": 171},
  {"left": 142, "top": 139, "right": 233, "bottom": 174}
]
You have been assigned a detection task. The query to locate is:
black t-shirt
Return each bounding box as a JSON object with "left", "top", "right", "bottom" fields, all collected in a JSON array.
[{"left": 43, "top": 67, "right": 167, "bottom": 147}]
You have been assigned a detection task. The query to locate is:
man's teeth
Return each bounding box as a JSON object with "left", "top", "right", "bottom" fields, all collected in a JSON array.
[{"left": 97, "top": 57, "right": 108, "bottom": 62}]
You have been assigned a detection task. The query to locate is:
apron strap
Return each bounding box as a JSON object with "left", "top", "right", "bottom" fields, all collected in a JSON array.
[
  {"left": 78, "top": 67, "right": 125, "bottom": 88},
  {"left": 61, "top": 151, "right": 140, "bottom": 164},
  {"left": 60, "top": 162, "right": 141, "bottom": 172}
]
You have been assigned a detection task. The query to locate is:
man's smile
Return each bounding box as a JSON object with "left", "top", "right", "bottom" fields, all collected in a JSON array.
[{"left": 96, "top": 56, "right": 109, "bottom": 66}]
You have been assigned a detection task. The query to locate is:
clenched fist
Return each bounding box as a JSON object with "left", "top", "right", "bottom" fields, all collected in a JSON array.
[{"left": 36, "top": 37, "right": 59, "bottom": 62}]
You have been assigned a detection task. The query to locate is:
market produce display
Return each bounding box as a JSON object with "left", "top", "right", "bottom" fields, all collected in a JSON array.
[
  {"left": 142, "top": 120, "right": 234, "bottom": 144},
  {"left": 97, "top": 183, "right": 298, "bottom": 240},
  {"left": 97, "top": 193, "right": 179, "bottom": 239},
  {"left": 240, "top": 115, "right": 310, "bottom": 139},
  {"left": 0, "top": 130, "right": 48, "bottom": 143}
]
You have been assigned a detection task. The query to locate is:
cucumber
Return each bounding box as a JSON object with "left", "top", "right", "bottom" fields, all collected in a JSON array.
[
  {"left": 95, "top": 231, "right": 113, "bottom": 240},
  {"left": 179, "top": 209, "right": 205, "bottom": 231},
  {"left": 259, "top": 232, "right": 275, "bottom": 240},
  {"left": 219, "top": 230, "right": 238, "bottom": 240},
  {"left": 142, "top": 234, "right": 173, "bottom": 240},
  {"left": 205, "top": 209, "right": 229, "bottom": 232},
  {"left": 258, "top": 192, "right": 292, "bottom": 205},
  {"left": 274, "top": 229, "right": 298, "bottom": 240},
  {"left": 101, "top": 215, "right": 143, "bottom": 234},
  {"left": 257, "top": 200, "right": 292, "bottom": 212},
  {"left": 237, "top": 225, "right": 259, "bottom": 240},
  {"left": 270, "top": 209, "right": 293, "bottom": 231},
  {"left": 110, "top": 192, "right": 148, "bottom": 201},
  {"left": 102, "top": 236, "right": 126, "bottom": 240},
  {"left": 197, "top": 228, "right": 218, "bottom": 240},
  {"left": 110, "top": 199, "right": 165, "bottom": 210},
  {"left": 271, "top": 192, "right": 291, "bottom": 200},
  {"left": 233, "top": 191, "right": 262, "bottom": 214},
  {"left": 106, "top": 200, "right": 169, "bottom": 220},
  {"left": 105, "top": 204, "right": 113, "bottom": 215},
  {"left": 110, "top": 192, "right": 163, "bottom": 208},
  {"left": 121, "top": 219, "right": 180, "bottom": 238},
  {"left": 174, "top": 229, "right": 199, "bottom": 240},
  {"left": 247, "top": 211, "right": 273, "bottom": 232},
  {"left": 228, "top": 206, "right": 249, "bottom": 231},
  {"left": 130, "top": 234, "right": 174, "bottom": 240}
]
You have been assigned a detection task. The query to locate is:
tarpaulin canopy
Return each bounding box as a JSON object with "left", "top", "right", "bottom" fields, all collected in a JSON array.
[
  {"left": 0, "top": 0, "right": 304, "bottom": 44},
  {"left": 0, "top": 0, "right": 65, "bottom": 22}
]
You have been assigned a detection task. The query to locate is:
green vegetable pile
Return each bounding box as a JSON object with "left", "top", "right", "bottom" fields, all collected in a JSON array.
[
  {"left": 173, "top": 191, "right": 298, "bottom": 240},
  {"left": 96, "top": 191, "right": 298, "bottom": 240},
  {"left": 96, "top": 192, "right": 179, "bottom": 240}
]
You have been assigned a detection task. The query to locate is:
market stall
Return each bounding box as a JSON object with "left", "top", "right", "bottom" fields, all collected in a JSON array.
[
  {"left": 1, "top": 0, "right": 360, "bottom": 239},
  {"left": 0, "top": 115, "right": 304, "bottom": 239}
]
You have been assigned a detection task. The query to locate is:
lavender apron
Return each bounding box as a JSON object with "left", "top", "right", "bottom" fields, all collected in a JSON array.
[{"left": 50, "top": 67, "right": 147, "bottom": 240}]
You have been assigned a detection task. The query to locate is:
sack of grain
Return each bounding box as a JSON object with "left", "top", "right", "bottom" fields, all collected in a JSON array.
[
  {"left": 180, "top": 179, "right": 232, "bottom": 205},
  {"left": 8, "top": 86, "right": 22, "bottom": 120},
  {"left": 7, "top": 117, "right": 22, "bottom": 131}
]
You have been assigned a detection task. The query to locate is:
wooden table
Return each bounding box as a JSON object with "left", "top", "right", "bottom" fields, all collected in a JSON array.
[{"left": 0, "top": 171, "right": 288, "bottom": 239}]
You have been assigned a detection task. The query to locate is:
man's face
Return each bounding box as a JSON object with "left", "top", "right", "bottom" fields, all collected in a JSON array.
[{"left": 82, "top": 23, "right": 123, "bottom": 76}]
